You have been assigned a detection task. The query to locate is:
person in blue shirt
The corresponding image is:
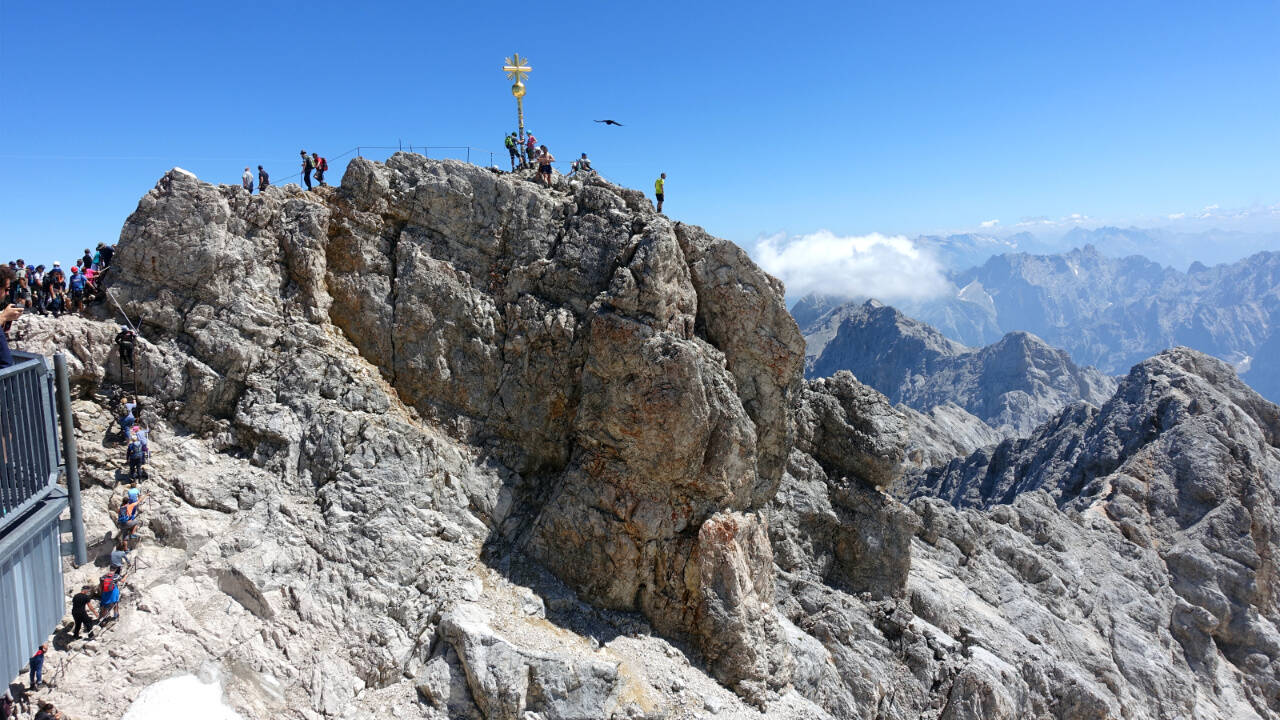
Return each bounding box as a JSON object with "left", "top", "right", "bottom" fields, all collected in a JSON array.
[{"left": 28, "top": 644, "right": 46, "bottom": 689}]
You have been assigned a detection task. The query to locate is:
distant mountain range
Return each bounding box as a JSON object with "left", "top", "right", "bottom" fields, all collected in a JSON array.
[
  {"left": 916, "top": 226, "right": 1280, "bottom": 272},
  {"left": 800, "top": 298, "right": 1115, "bottom": 440},
  {"left": 800, "top": 245, "right": 1280, "bottom": 403}
]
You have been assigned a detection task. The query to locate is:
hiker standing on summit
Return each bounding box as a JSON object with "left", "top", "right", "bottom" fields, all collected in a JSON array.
[
  {"left": 537, "top": 146, "right": 555, "bottom": 186},
  {"left": 258, "top": 165, "right": 270, "bottom": 190},
  {"left": 242, "top": 167, "right": 254, "bottom": 193},
  {"left": 312, "top": 152, "right": 328, "bottom": 187},
  {"left": 654, "top": 173, "right": 666, "bottom": 213},
  {"left": 300, "top": 150, "right": 314, "bottom": 190}
]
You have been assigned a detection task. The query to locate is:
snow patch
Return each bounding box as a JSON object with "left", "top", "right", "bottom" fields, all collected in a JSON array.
[{"left": 121, "top": 673, "right": 244, "bottom": 720}]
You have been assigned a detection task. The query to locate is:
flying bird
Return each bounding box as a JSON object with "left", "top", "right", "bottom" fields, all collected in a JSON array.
[{"left": 594, "top": 119, "right": 624, "bottom": 126}]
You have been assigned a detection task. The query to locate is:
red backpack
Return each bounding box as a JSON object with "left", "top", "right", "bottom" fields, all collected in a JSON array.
[
  {"left": 317, "top": 157, "right": 328, "bottom": 172},
  {"left": 100, "top": 574, "right": 116, "bottom": 594}
]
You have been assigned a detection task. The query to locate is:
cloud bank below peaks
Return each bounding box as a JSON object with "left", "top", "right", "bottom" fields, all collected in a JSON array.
[{"left": 752, "top": 230, "right": 951, "bottom": 304}]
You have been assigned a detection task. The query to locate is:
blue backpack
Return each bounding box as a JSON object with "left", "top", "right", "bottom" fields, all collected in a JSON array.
[{"left": 127, "top": 442, "right": 144, "bottom": 462}]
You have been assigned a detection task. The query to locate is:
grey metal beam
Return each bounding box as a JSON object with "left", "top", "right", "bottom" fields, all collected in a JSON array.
[{"left": 53, "top": 354, "right": 87, "bottom": 566}]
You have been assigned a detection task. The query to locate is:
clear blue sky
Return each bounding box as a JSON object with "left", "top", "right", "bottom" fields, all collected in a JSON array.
[{"left": 1, "top": 0, "right": 1278, "bottom": 266}]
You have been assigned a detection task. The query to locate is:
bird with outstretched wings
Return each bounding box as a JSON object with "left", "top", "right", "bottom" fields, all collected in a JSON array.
[{"left": 594, "top": 119, "right": 624, "bottom": 126}]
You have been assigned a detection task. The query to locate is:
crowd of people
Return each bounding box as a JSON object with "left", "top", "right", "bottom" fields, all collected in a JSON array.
[
  {"left": 1, "top": 245, "right": 119, "bottom": 370},
  {"left": 500, "top": 131, "right": 668, "bottom": 212},
  {"left": 3, "top": 244, "right": 115, "bottom": 321}
]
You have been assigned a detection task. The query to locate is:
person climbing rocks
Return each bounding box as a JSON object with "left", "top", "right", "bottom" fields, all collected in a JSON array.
[
  {"left": 118, "top": 396, "right": 137, "bottom": 438},
  {"left": 28, "top": 645, "right": 46, "bottom": 689},
  {"left": 67, "top": 267, "right": 86, "bottom": 313},
  {"left": 99, "top": 243, "right": 115, "bottom": 268},
  {"left": 258, "top": 165, "right": 270, "bottom": 190},
  {"left": 115, "top": 325, "right": 136, "bottom": 368},
  {"left": 0, "top": 690, "right": 13, "bottom": 720},
  {"left": 118, "top": 488, "right": 145, "bottom": 540},
  {"left": 312, "top": 152, "right": 328, "bottom": 187},
  {"left": 33, "top": 701, "right": 62, "bottom": 720},
  {"left": 110, "top": 538, "right": 130, "bottom": 574},
  {"left": 126, "top": 436, "right": 146, "bottom": 480},
  {"left": 537, "top": 146, "right": 555, "bottom": 186},
  {"left": 571, "top": 153, "right": 592, "bottom": 175},
  {"left": 654, "top": 173, "right": 666, "bottom": 213},
  {"left": 300, "top": 150, "right": 314, "bottom": 190},
  {"left": 525, "top": 132, "right": 537, "bottom": 166},
  {"left": 242, "top": 167, "right": 254, "bottom": 193},
  {"left": 504, "top": 133, "right": 519, "bottom": 170},
  {"left": 92, "top": 244, "right": 103, "bottom": 270},
  {"left": 71, "top": 584, "right": 98, "bottom": 639},
  {"left": 98, "top": 571, "right": 121, "bottom": 621}
]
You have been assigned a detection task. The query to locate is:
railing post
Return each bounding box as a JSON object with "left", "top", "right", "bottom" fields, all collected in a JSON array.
[{"left": 53, "top": 354, "right": 86, "bottom": 566}]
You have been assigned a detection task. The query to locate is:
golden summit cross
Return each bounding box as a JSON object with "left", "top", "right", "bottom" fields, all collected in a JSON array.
[
  {"left": 503, "top": 54, "right": 531, "bottom": 84},
  {"left": 503, "top": 53, "right": 532, "bottom": 156}
]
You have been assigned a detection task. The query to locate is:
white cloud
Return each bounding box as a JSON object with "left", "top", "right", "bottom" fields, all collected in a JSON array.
[
  {"left": 979, "top": 219, "right": 1000, "bottom": 228},
  {"left": 753, "top": 230, "right": 951, "bottom": 303},
  {"left": 1167, "top": 212, "right": 1186, "bottom": 220}
]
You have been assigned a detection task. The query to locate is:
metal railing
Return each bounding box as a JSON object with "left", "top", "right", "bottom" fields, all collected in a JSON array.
[
  {"left": 0, "top": 351, "right": 61, "bottom": 531},
  {"left": 355, "top": 144, "right": 499, "bottom": 167}
]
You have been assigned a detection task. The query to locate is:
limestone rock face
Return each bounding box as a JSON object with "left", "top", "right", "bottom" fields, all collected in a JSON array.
[
  {"left": 768, "top": 372, "right": 917, "bottom": 600},
  {"left": 104, "top": 156, "right": 802, "bottom": 702},
  {"left": 907, "top": 347, "right": 1280, "bottom": 719}
]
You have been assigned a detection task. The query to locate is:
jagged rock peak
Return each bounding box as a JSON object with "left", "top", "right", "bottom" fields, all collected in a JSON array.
[
  {"left": 108, "top": 154, "right": 809, "bottom": 705},
  {"left": 806, "top": 298, "right": 1115, "bottom": 437},
  {"left": 904, "top": 346, "right": 1280, "bottom": 717}
]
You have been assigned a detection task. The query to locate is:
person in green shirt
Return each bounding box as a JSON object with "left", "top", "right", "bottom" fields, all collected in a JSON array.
[{"left": 655, "top": 173, "right": 666, "bottom": 212}]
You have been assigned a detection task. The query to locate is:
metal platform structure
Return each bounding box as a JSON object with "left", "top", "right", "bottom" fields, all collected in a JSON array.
[{"left": 0, "top": 350, "right": 86, "bottom": 687}]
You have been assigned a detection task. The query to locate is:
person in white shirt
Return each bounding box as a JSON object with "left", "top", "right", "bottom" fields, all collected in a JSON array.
[{"left": 242, "top": 167, "right": 254, "bottom": 193}]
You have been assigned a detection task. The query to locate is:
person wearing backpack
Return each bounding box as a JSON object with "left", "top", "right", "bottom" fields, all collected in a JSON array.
[
  {"left": 300, "top": 150, "right": 314, "bottom": 190},
  {"left": 118, "top": 489, "right": 144, "bottom": 538},
  {"left": 505, "top": 132, "right": 519, "bottom": 170},
  {"left": 118, "top": 396, "right": 136, "bottom": 438},
  {"left": 126, "top": 438, "right": 146, "bottom": 480},
  {"left": 525, "top": 133, "right": 537, "bottom": 166},
  {"left": 115, "top": 325, "right": 136, "bottom": 368},
  {"left": 98, "top": 572, "right": 121, "bottom": 621},
  {"left": 312, "top": 152, "right": 328, "bottom": 187}
]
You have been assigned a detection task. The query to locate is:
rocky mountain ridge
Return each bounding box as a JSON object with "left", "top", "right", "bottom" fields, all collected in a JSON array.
[
  {"left": 11, "top": 157, "right": 1278, "bottom": 719},
  {"left": 802, "top": 243, "right": 1280, "bottom": 403},
  {"left": 802, "top": 298, "right": 1116, "bottom": 438}
]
